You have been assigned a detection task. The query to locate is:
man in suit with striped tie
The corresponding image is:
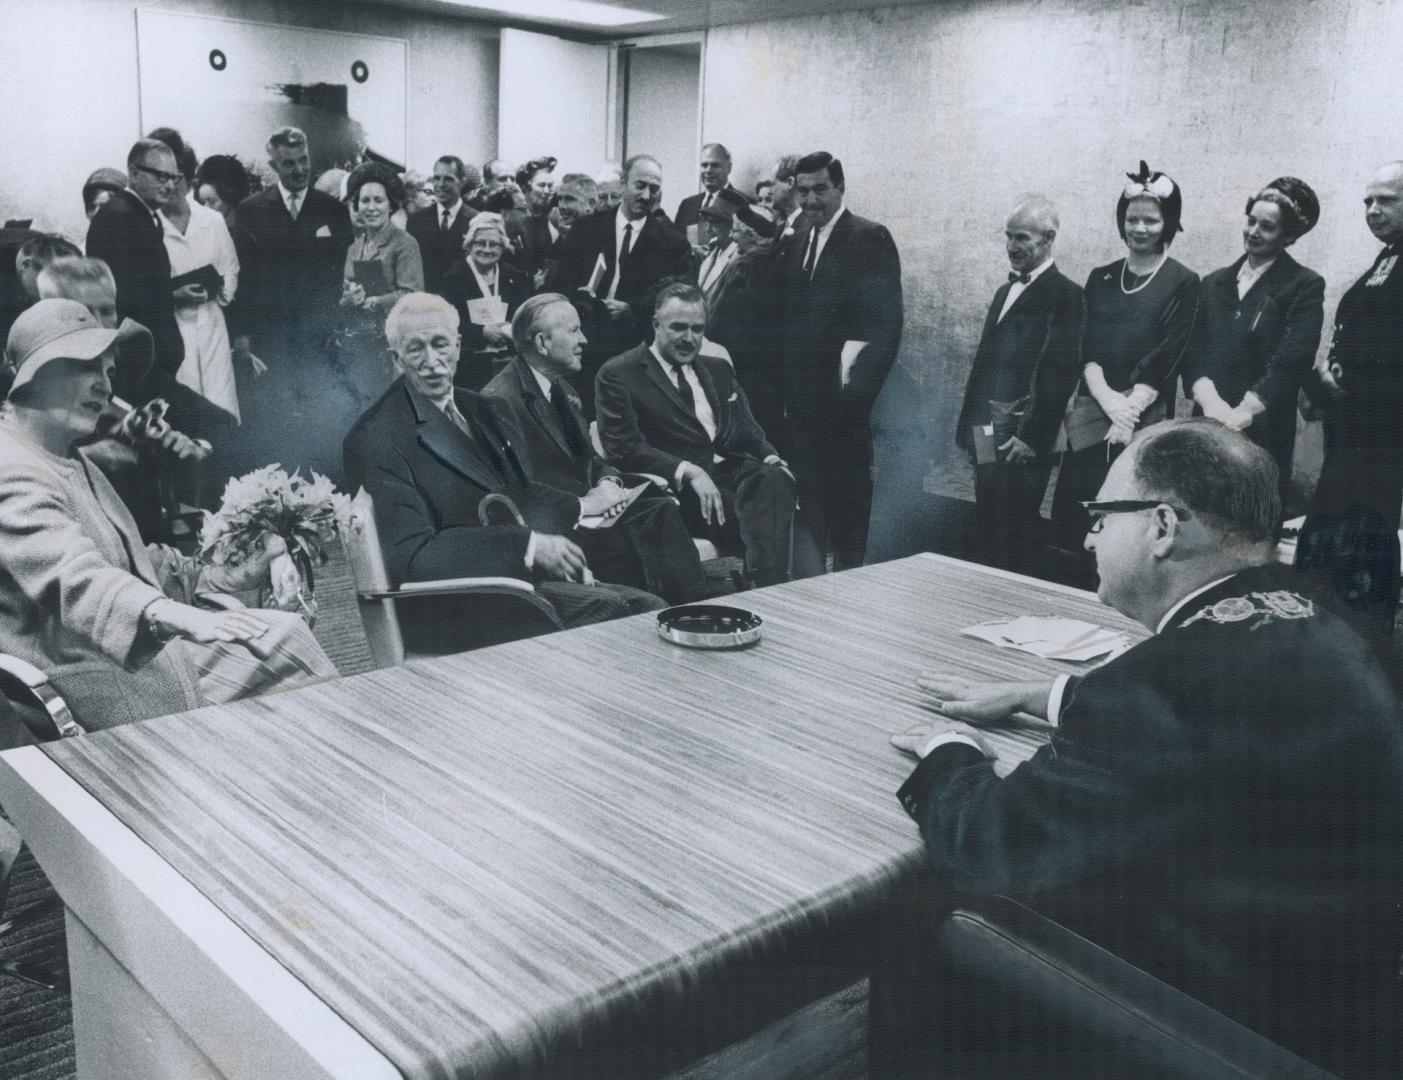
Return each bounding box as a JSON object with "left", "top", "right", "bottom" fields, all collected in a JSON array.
[
  {"left": 482, "top": 294, "right": 709, "bottom": 602},
  {"left": 548, "top": 154, "right": 693, "bottom": 418},
  {"left": 596, "top": 282, "right": 797, "bottom": 588},
  {"left": 344, "top": 293, "right": 664, "bottom": 644},
  {"left": 955, "top": 195, "right": 1083, "bottom": 574}
]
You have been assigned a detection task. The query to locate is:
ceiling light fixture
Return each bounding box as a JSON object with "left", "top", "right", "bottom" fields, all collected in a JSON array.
[{"left": 439, "top": 0, "right": 665, "bottom": 27}]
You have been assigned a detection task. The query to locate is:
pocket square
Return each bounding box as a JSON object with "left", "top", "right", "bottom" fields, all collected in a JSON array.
[
  {"left": 727, "top": 391, "right": 738, "bottom": 402},
  {"left": 315, "top": 225, "right": 332, "bottom": 238}
]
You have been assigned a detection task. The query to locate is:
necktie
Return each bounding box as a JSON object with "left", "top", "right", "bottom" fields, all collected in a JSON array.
[
  {"left": 444, "top": 400, "right": 471, "bottom": 437},
  {"left": 702, "top": 192, "right": 713, "bottom": 210},
  {"left": 670, "top": 362, "right": 696, "bottom": 414},
  {"left": 619, "top": 221, "right": 634, "bottom": 261},
  {"left": 1008, "top": 271, "right": 1031, "bottom": 284},
  {"left": 802, "top": 229, "right": 818, "bottom": 280},
  {"left": 287, "top": 191, "right": 300, "bottom": 221},
  {"left": 441, "top": 208, "right": 451, "bottom": 232},
  {"left": 549, "top": 382, "right": 585, "bottom": 457}
]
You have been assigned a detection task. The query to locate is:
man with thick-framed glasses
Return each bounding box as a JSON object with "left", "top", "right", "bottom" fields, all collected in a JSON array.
[
  {"left": 889, "top": 419, "right": 1403, "bottom": 1078},
  {"left": 86, "top": 138, "right": 186, "bottom": 409}
]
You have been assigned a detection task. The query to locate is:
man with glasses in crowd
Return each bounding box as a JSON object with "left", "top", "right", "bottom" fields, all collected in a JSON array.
[
  {"left": 86, "top": 138, "right": 186, "bottom": 404},
  {"left": 889, "top": 418, "right": 1403, "bottom": 1079}
]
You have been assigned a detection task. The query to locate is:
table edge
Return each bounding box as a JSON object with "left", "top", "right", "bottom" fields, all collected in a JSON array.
[{"left": 0, "top": 745, "right": 401, "bottom": 1080}]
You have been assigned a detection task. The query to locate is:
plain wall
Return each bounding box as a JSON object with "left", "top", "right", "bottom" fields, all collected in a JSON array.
[
  {"left": 625, "top": 46, "right": 702, "bottom": 221},
  {"left": 499, "top": 28, "right": 611, "bottom": 177},
  {"left": 0, "top": 0, "right": 498, "bottom": 242},
  {"left": 700, "top": 0, "right": 1403, "bottom": 484}
]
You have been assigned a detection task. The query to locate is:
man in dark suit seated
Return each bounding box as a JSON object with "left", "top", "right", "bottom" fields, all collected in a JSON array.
[
  {"left": 405, "top": 155, "right": 476, "bottom": 294},
  {"left": 892, "top": 420, "right": 1403, "bottom": 1079},
  {"left": 482, "top": 293, "right": 710, "bottom": 603},
  {"left": 343, "top": 293, "right": 664, "bottom": 642},
  {"left": 596, "top": 282, "right": 797, "bottom": 588},
  {"left": 548, "top": 154, "right": 693, "bottom": 418},
  {"left": 955, "top": 195, "right": 1083, "bottom": 575}
]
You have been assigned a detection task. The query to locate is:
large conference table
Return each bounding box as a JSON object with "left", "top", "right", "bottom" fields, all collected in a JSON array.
[{"left": 0, "top": 554, "right": 1144, "bottom": 1080}]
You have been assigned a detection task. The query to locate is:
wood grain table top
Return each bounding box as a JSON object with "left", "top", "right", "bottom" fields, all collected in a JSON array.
[{"left": 42, "top": 554, "right": 1145, "bottom": 1080}]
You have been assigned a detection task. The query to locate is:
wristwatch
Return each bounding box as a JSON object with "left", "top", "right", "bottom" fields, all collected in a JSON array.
[{"left": 143, "top": 598, "right": 177, "bottom": 642}]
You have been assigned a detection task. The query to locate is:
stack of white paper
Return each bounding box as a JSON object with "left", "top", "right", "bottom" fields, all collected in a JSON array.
[{"left": 961, "top": 615, "right": 1129, "bottom": 662}]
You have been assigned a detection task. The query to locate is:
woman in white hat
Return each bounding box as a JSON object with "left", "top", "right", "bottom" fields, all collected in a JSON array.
[{"left": 0, "top": 299, "right": 336, "bottom": 742}]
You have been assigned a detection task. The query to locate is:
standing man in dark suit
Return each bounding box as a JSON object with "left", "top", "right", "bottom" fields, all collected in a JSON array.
[
  {"left": 405, "top": 155, "right": 475, "bottom": 294},
  {"left": 1306, "top": 160, "right": 1403, "bottom": 531},
  {"left": 955, "top": 196, "right": 1083, "bottom": 574},
  {"left": 483, "top": 293, "right": 710, "bottom": 602},
  {"left": 596, "top": 282, "right": 797, "bottom": 587},
  {"left": 674, "top": 143, "right": 751, "bottom": 234},
  {"left": 778, "top": 151, "right": 904, "bottom": 569},
  {"left": 86, "top": 139, "right": 185, "bottom": 406},
  {"left": 549, "top": 154, "right": 693, "bottom": 418},
  {"left": 343, "top": 293, "right": 663, "bottom": 646},
  {"left": 231, "top": 127, "right": 353, "bottom": 398},
  {"left": 231, "top": 127, "right": 353, "bottom": 475}
]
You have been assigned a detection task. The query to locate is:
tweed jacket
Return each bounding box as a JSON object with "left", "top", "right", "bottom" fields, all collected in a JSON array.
[{"left": 0, "top": 423, "right": 202, "bottom": 729}]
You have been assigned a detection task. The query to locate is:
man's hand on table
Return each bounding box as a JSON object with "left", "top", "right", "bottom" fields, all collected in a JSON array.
[
  {"left": 890, "top": 720, "right": 990, "bottom": 759},
  {"left": 915, "top": 674, "right": 1054, "bottom": 726}
]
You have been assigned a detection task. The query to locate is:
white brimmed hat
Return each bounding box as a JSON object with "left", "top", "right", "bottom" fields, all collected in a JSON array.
[{"left": 4, "top": 299, "right": 153, "bottom": 397}]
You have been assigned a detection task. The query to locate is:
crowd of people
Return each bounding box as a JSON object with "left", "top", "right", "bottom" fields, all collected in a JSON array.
[{"left": 0, "top": 111, "right": 1401, "bottom": 1079}]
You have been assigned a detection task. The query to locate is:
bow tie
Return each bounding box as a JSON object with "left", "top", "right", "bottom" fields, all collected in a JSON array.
[{"left": 1008, "top": 271, "right": 1031, "bottom": 284}]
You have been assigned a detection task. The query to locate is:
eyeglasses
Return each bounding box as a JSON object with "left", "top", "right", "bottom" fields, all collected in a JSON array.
[
  {"left": 1081, "top": 499, "right": 1191, "bottom": 534},
  {"left": 132, "top": 163, "right": 182, "bottom": 186},
  {"left": 470, "top": 239, "right": 504, "bottom": 249}
]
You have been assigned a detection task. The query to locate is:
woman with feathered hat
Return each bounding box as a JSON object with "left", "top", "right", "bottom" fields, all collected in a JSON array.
[{"left": 1052, "top": 161, "right": 1202, "bottom": 549}]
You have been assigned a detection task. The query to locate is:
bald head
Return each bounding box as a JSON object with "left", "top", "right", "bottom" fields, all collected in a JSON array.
[{"left": 1365, "top": 161, "right": 1403, "bottom": 245}]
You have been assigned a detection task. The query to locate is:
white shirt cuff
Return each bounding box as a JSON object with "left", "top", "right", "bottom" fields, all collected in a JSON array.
[
  {"left": 918, "top": 732, "right": 986, "bottom": 759},
  {"left": 524, "top": 531, "right": 538, "bottom": 570},
  {"left": 1046, "top": 675, "right": 1071, "bottom": 728},
  {"left": 673, "top": 462, "right": 690, "bottom": 490}
]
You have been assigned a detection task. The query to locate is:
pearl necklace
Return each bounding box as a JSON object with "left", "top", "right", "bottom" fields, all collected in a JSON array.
[{"left": 1120, "top": 254, "right": 1167, "bottom": 295}]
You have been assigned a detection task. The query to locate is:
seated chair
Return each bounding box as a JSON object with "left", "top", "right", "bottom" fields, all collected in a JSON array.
[
  {"left": 0, "top": 661, "right": 71, "bottom": 991},
  {"left": 913, "top": 895, "right": 1336, "bottom": 1080},
  {"left": 340, "top": 488, "right": 564, "bottom": 669}
]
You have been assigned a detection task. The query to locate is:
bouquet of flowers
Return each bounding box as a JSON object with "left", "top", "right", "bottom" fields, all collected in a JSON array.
[{"left": 198, "top": 466, "right": 351, "bottom": 622}]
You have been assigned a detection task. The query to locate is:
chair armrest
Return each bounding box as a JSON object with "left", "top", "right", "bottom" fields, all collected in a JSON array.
[
  {"left": 929, "top": 895, "right": 1334, "bottom": 1079},
  {"left": 361, "top": 576, "right": 538, "bottom": 600},
  {"left": 361, "top": 578, "right": 565, "bottom": 631},
  {"left": 0, "top": 653, "right": 83, "bottom": 740}
]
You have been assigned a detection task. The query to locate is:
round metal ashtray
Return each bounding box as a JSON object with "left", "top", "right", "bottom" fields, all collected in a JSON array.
[{"left": 657, "top": 604, "right": 763, "bottom": 649}]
